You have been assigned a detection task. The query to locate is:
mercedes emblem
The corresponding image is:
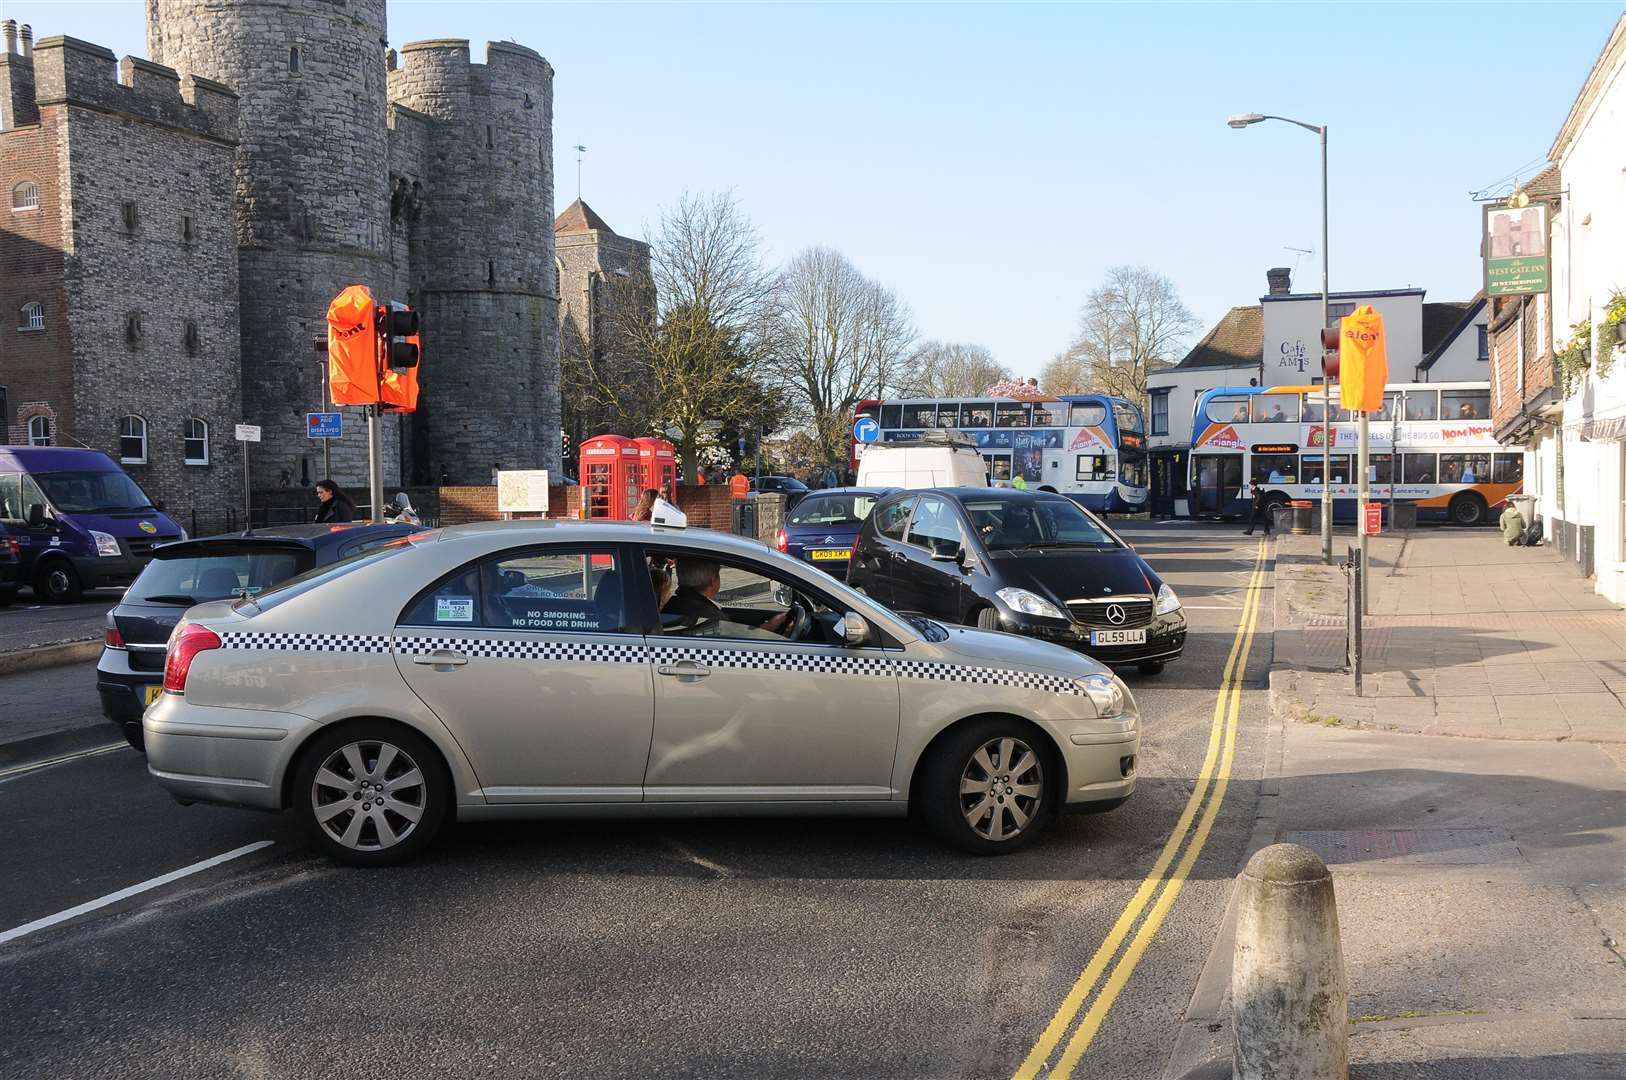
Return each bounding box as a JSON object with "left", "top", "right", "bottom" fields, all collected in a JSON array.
[{"left": 1105, "top": 604, "right": 1127, "bottom": 625}]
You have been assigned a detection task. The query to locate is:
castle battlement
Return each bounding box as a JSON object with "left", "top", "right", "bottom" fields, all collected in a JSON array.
[
  {"left": 394, "top": 38, "right": 551, "bottom": 85},
  {"left": 30, "top": 35, "right": 237, "bottom": 142}
]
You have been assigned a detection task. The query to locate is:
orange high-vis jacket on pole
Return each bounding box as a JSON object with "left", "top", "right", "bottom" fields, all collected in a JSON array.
[
  {"left": 327, "top": 285, "right": 381, "bottom": 406},
  {"left": 1338, "top": 305, "right": 1388, "bottom": 413}
]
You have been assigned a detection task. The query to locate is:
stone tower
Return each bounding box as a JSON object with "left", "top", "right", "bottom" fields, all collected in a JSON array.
[
  {"left": 388, "top": 40, "right": 560, "bottom": 482},
  {"left": 146, "top": 0, "right": 400, "bottom": 493}
]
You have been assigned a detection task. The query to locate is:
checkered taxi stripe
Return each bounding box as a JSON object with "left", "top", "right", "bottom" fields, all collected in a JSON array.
[{"left": 215, "top": 633, "right": 1082, "bottom": 696}]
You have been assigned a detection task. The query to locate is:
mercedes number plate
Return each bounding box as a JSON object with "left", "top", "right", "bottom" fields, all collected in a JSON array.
[
  {"left": 143, "top": 685, "right": 164, "bottom": 705},
  {"left": 1090, "top": 629, "right": 1147, "bottom": 646},
  {"left": 810, "top": 549, "right": 847, "bottom": 561}
]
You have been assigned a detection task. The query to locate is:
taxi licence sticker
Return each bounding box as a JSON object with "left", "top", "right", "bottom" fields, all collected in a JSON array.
[{"left": 435, "top": 596, "right": 475, "bottom": 623}]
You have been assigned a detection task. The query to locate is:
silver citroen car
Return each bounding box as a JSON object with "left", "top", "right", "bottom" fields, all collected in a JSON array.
[{"left": 144, "top": 519, "right": 1139, "bottom": 865}]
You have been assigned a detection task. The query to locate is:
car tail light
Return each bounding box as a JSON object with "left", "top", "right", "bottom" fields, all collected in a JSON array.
[
  {"left": 775, "top": 528, "right": 788, "bottom": 553},
  {"left": 4, "top": 536, "right": 17, "bottom": 557},
  {"left": 104, "top": 626, "right": 126, "bottom": 650},
  {"left": 163, "top": 621, "right": 221, "bottom": 694},
  {"left": 851, "top": 536, "right": 862, "bottom": 561}
]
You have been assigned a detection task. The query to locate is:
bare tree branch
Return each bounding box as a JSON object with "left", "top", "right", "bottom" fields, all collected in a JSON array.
[
  {"left": 1048, "top": 266, "right": 1197, "bottom": 413},
  {"left": 900, "top": 341, "right": 1012, "bottom": 397}
]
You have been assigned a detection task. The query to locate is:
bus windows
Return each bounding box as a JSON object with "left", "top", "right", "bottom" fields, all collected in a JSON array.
[
  {"left": 881, "top": 404, "right": 903, "bottom": 429},
  {"left": 989, "top": 455, "right": 1012, "bottom": 481},
  {"left": 937, "top": 403, "right": 961, "bottom": 428},
  {"left": 1113, "top": 402, "right": 1144, "bottom": 434},
  {"left": 1076, "top": 455, "right": 1109, "bottom": 481},
  {"left": 1404, "top": 390, "right": 1438, "bottom": 421},
  {"left": 963, "top": 403, "right": 994, "bottom": 428},
  {"left": 1440, "top": 453, "right": 1491, "bottom": 483},
  {"left": 1031, "top": 404, "right": 1062, "bottom": 428},
  {"left": 1402, "top": 453, "right": 1436, "bottom": 484},
  {"left": 1301, "top": 455, "right": 1349, "bottom": 485},
  {"left": 1493, "top": 453, "right": 1524, "bottom": 483},
  {"left": 1372, "top": 393, "right": 1401, "bottom": 422},
  {"left": 1250, "top": 396, "right": 1299, "bottom": 424},
  {"left": 1119, "top": 452, "right": 1147, "bottom": 488},
  {"left": 995, "top": 402, "right": 1030, "bottom": 428},
  {"left": 1441, "top": 390, "right": 1490, "bottom": 421},
  {"left": 1206, "top": 396, "right": 1251, "bottom": 424},
  {"left": 1371, "top": 454, "right": 1394, "bottom": 483},
  {"left": 901, "top": 403, "right": 937, "bottom": 428},
  {"left": 1068, "top": 402, "right": 1107, "bottom": 427},
  {"left": 857, "top": 402, "right": 881, "bottom": 421},
  {"left": 1252, "top": 454, "right": 1297, "bottom": 485},
  {"left": 1303, "top": 397, "right": 1350, "bottom": 423}
]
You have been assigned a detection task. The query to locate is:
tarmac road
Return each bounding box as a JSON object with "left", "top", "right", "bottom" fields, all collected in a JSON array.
[{"left": 0, "top": 522, "right": 1274, "bottom": 1080}]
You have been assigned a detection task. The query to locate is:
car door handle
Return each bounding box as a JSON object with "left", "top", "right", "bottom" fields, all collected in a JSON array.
[
  {"left": 890, "top": 550, "right": 907, "bottom": 561},
  {"left": 656, "top": 661, "right": 711, "bottom": 678},
  {"left": 411, "top": 650, "right": 468, "bottom": 667}
]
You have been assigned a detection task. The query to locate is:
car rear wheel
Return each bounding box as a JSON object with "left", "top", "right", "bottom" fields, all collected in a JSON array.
[
  {"left": 120, "top": 721, "right": 145, "bottom": 753},
  {"left": 33, "top": 560, "right": 82, "bottom": 603},
  {"left": 974, "top": 606, "right": 1003, "bottom": 631},
  {"left": 918, "top": 720, "right": 1057, "bottom": 855},
  {"left": 293, "top": 723, "right": 448, "bottom": 866}
]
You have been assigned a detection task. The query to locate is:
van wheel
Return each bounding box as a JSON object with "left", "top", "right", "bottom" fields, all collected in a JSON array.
[
  {"left": 918, "top": 719, "right": 1058, "bottom": 854},
  {"left": 292, "top": 722, "right": 449, "bottom": 867},
  {"left": 975, "top": 606, "right": 1003, "bottom": 631},
  {"left": 1449, "top": 492, "right": 1487, "bottom": 526},
  {"left": 33, "top": 560, "right": 82, "bottom": 603}
]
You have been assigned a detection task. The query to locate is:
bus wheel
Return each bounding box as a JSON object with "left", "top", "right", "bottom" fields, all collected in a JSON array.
[{"left": 1449, "top": 492, "right": 1487, "bottom": 526}]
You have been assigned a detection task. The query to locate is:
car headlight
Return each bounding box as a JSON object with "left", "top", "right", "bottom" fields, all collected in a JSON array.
[
  {"left": 177, "top": 527, "right": 189, "bottom": 541},
  {"left": 995, "top": 587, "right": 1065, "bottom": 619},
  {"left": 91, "top": 531, "right": 121, "bottom": 558},
  {"left": 1155, "top": 582, "right": 1182, "bottom": 615},
  {"left": 1075, "top": 673, "right": 1127, "bottom": 717}
]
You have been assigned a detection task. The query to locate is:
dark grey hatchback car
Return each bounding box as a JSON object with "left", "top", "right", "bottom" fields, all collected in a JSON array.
[
  {"left": 847, "top": 488, "right": 1186, "bottom": 673},
  {"left": 97, "top": 522, "right": 423, "bottom": 749}
]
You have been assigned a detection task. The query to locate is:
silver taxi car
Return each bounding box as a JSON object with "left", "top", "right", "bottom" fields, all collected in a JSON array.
[{"left": 144, "top": 519, "right": 1140, "bottom": 865}]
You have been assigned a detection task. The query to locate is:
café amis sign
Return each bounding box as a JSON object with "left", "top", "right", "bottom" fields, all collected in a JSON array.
[{"left": 1483, "top": 200, "right": 1550, "bottom": 298}]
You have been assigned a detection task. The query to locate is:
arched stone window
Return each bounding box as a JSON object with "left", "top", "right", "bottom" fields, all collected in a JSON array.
[
  {"left": 184, "top": 418, "right": 209, "bottom": 465},
  {"left": 28, "top": 415, "right": 51, "bottom": 446},
  {"left": 119, "top": 415, "right": 148, "bottom": 464},
  {"left": 289, "top": 46, "right": 301, "bottom": 73},
  {"left": 12, "top": 182, "right": 39, "bottom": 211},
  {"left": 19, "top": 301, "right": 44, "bottom": 331}
]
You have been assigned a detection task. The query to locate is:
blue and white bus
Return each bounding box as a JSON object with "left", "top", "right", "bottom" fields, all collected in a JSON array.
[{"left": 852, "top": 394, "right": 1150, "bottom": 512}]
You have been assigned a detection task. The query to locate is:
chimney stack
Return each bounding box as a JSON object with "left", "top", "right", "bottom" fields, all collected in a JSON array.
[
  {"left": 19, "top": 24, "right": 31, "bottom": 57},
  {"left": 1266, "top": 267, "right": 1292, "bottom": 296},
  {"left": 2, "top": 21, "right": 16, "bottom": 56}
]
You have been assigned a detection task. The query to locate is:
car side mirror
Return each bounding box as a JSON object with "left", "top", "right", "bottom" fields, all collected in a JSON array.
[
  {"left": 835, "top": 614, "right": 870, "bottom": 647},
  {"left": 26, "top": 504, "right": 48, "bottom": 529},
  {"left": 772, "top": 582, "right": 794, "bottom": 607},
  {"left": 929, "top": 540, "right": 963, "bottom": 563}
]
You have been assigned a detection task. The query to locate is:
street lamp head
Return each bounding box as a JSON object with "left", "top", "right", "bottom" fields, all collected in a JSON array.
[{"left": 1227, "top": 113, "right": 1266, "bottom": 129}]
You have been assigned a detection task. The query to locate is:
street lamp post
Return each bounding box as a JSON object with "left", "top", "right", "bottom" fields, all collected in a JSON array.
[{"left": 1229, "top": 112, "right": 1334, "bottom": 564}]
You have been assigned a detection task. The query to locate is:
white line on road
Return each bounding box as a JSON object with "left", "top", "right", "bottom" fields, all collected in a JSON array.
[
  {"left": 0, "top": 742, "right": 125, "bottom": 784},
  {"left": 0, "top": 841, "right": 275, "bottom": 946}
]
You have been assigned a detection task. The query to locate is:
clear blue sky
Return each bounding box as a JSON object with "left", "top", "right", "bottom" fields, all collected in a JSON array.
[{"left": 8, "top": 1, "right": 1621, "bottom": 372}]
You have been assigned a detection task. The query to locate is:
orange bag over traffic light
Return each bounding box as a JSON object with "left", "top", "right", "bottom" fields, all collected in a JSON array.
[
  {"left": 1338, "top": 305, "right": 1388, "bottom": 413},
  {"left": 327, "top": 285, "right": 381, "bottom": 406},
  {"left": 380, "top": 333, "right": 420, "bottom": 413}
]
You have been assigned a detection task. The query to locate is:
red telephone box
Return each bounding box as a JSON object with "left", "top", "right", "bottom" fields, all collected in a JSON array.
[
  {"left": 580, "top": 434, "right": 641, "bottom": 519},
  {"left": 633, "top": 437, "right": 678, "bottom": 498}
]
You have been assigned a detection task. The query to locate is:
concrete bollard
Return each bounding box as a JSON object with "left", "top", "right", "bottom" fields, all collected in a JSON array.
[{"left": 1233, "top": 843, "right": 1349, "bottom": 1080}]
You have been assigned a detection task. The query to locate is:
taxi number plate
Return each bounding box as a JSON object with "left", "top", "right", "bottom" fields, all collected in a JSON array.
[
  {"left": 143, "top": 685, "right": 164, "bottom": 705},
  {"left": 810, "top": 550, "right": 847, "bottom": 561},
  {"left": 1090, "top": 629, "right": 1147, "bottom": 646}
]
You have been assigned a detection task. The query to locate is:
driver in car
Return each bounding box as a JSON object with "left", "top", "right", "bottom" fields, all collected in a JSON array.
[{"left": 662, "top": 559, "right": 793, "bottom": 639}]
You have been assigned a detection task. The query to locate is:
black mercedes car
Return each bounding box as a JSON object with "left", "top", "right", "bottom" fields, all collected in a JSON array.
[
  {"left": 847, "top": 488, "right": 1185, "bottom": 673},
  {"left": 96, "top": 522, "right": 425, "bottom": 750}
]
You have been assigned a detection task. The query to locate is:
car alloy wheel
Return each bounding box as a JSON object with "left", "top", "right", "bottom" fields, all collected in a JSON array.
[
  {"left": 310, "top": 739, "right": 428, "bottom": 853},
  {"left": 959, "top": 736, "right": 1043, "bottom": 843}
]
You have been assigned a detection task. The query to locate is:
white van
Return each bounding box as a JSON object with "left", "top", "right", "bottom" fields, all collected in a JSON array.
[{"left": 855, "top": 430, "right": 989, "bottom": 489}]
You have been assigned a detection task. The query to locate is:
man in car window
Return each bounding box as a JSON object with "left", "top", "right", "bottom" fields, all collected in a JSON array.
[{"left": 663, "top": 559, "right": 791, "bottom": 639}]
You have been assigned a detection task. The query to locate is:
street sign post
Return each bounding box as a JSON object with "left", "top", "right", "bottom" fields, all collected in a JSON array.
[
  {"left": 235, "top": 424, "right": 261, "bottom": 531},
  {"left": 306, "top": 412, "right": 342, "bottom": 439}
]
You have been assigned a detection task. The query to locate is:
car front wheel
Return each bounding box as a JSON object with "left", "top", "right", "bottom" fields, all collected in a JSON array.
[
  {"left": 918, "top": 720, "right": 1057, "bottom": 854},
  {"left": 293, "top": 723, "right": 449, "bottom": 866}
]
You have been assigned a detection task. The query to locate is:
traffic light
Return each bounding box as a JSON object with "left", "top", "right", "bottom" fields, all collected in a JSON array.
[
  {"left": 1319, "top": 325, "right": 1341, "bottom": 380},
  {"left": 380, "top": 302, "right": 419, "bottom": 369}
]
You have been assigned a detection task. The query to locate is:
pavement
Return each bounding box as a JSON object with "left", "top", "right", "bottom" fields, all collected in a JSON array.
[
  {"left": 1270, "top": 529, "right": 1626, "bottom": 742},
  {"left": 1164, "top": 524, "right": 1626, "bottom": 1079},
  {"left": 0, "top": 591, "right": 117, "bottom": 674}
]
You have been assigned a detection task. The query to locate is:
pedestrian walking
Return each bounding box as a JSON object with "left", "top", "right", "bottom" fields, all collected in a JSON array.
[
  {"left": 1242, "top": 484, "right": 1272, "bottom": 536},
  {"left": 314, "top": 479, "right": 357, "bottom": 523}
]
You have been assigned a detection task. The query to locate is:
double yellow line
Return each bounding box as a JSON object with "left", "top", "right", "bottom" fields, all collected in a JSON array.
[{"left": 1011, "top": 537, "right": 1268, "bottom": 1080}]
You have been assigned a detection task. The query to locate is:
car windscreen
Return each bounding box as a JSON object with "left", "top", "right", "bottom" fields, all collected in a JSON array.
[
  {"left": 33, "top": 470, "right": 157, "bottom": 514},
  {"left": 133, "top": 544, "right": 313, "bottom": 604},
  {"left": 787, "top": 493, "right": 879, "bottom": 527},
  {"left": 962, "top": 496, "right": 1120, "bottom": 551},
  {"left": 236, "top": 538, "right": 412, "bottom": 614}
]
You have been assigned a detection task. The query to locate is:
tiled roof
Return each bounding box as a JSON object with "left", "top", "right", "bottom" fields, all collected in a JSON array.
[
  {"left": 1421, "top": 293, "right": 1486, "bottom": 368},
  {"left": 554, "top": 198, "right": 614, "bottom": 235},
  {"left": 1173, "top": 305, "right": 1262, "bottom": 370}
]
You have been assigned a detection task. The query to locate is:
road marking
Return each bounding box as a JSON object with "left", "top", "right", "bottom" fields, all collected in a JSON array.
[
  {"left": 0, "top": 742, "right": 125, "bottom": 784},
  {"left": 0, "top": 841, "right": 275, "bottom": 946},
  {"left": 1011, "top": 538, "right": 1266, "bottom": 1080}
]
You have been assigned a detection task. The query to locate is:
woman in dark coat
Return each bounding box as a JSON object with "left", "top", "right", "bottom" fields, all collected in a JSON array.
[{"left": 314, "top": 479, "right": 357, "bottom": 523}]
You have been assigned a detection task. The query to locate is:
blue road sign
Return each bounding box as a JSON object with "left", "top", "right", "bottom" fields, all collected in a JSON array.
[
  {"left": 853, "top": 416, "right": 880, "bottom": 444},
  {"left": 307, "top": 412, "right": 342, "bottom": 439},
  {"left": 738, "top": 437, "right": 747, "bottom": 454}
]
